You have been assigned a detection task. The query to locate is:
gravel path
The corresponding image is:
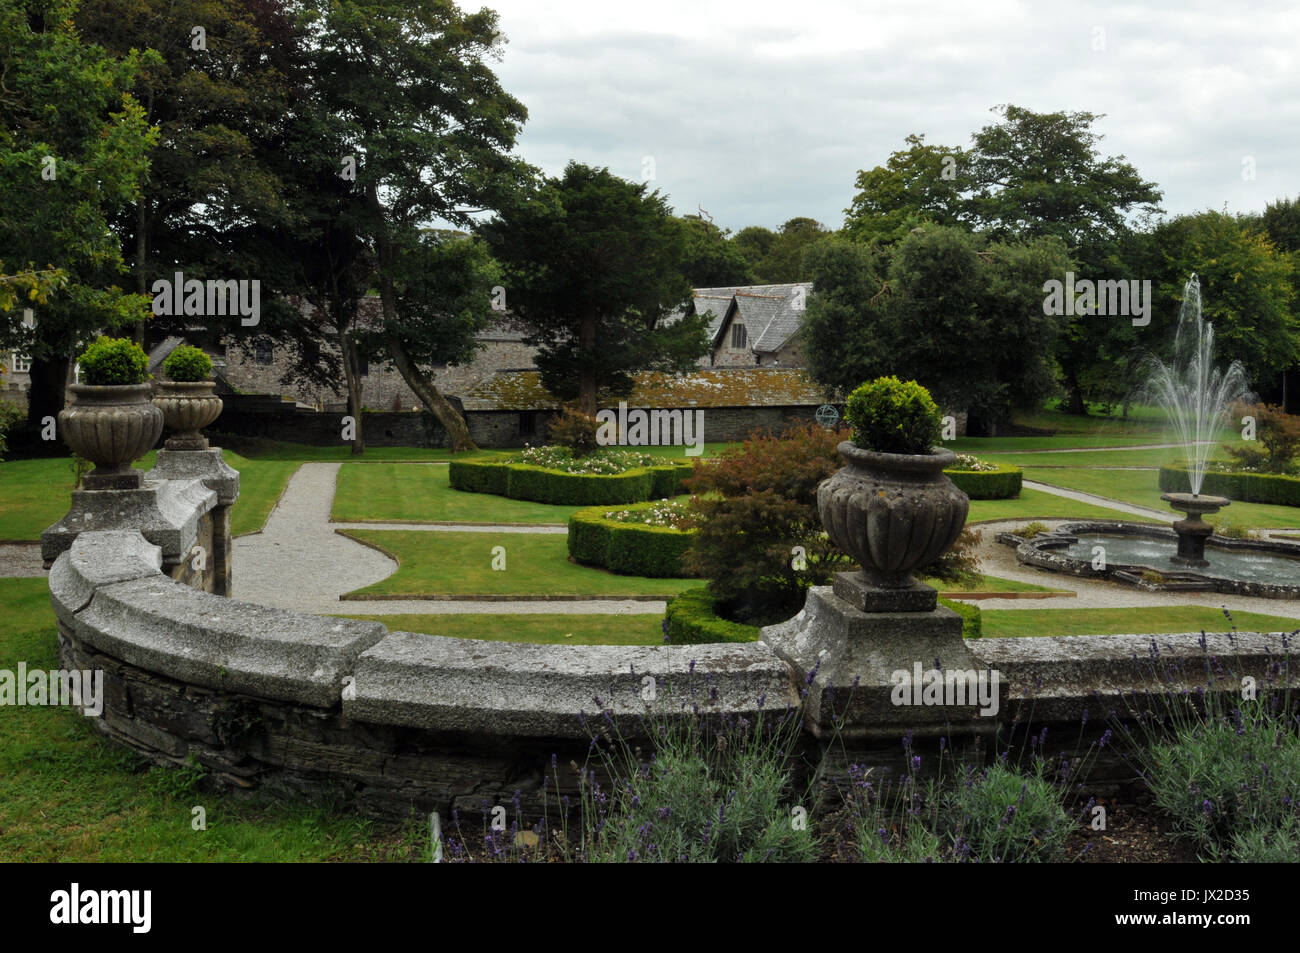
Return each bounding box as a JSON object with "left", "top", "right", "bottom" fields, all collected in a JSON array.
[
  {"left": 1022, "top": 479, "right": 1174, "bottom": 522},
  {"left": 233, "top": 462, "right": 658, "bottom": 615}
]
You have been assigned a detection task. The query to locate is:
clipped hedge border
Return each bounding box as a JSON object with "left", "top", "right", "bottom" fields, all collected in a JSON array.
[
  {"left": 663, "top": 587, "right": 760, "bottom": 645},
  {"left": 938, "top": 596, "right": 982, "bottom": 639},
  {"left": 1159, "top": 465, "right": 1300, "bottom": 508},
  {"left": 450, "top": 456, "right": 694, "bottom": 506},
  {"left": 569, "top": 503, "right": 697, "bottom": 577},
  {"left": 944, "top": 463, "right": 1022, "bottom": 500}
]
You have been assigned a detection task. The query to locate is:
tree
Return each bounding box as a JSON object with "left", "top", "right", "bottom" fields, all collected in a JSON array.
[
  {"left": 757, "top": 217, "right": 831, "bottom": 283},
  {"left": 479, "top": 162, "right": 709, "bottom": 415},
  {"left": 730, "top": 225, "right": 776, "bottom": 280},
  {"left": 1143, "top": 210, "right": 1298, "bottom": 394},
  {"left": 963, "top": 105, "right": 1164, "bottom": 416},
  {"left": 802, "top": 226, "right": 1068, "bottom": 431},
  {"left": 676, "top": 213, "right": 753, "bottom": 287},
  {"left": 305, "top": 0, "right": 530, "bottom": 451},
  {"left": 1260, "top": 196, "right": 1300, "bottom": 254},
  {"left": 76, "top": 0, "right": 304, "bottom": 346},
  {"left": 842, "top": 134, "right": 968, "bottom": 244},
  {"left": 0, "top": 0, "right": 157, "bottom": 426}
]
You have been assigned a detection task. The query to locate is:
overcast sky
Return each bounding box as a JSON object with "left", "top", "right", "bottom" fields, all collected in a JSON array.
[{"left": 481, "top": 0, "right": 1300, "bottom": 234}]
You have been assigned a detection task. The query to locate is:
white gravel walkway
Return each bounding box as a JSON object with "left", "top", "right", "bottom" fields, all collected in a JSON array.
[
  {"left": 233, "top": 462, "right": 659, "bottom": 615},
  {"left": 1022, "top": 479, "right": 1174, "bottom": 522}
]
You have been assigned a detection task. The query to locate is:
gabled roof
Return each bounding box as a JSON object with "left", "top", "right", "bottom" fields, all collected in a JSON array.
[
  {"left": 461, "top": 367, "right": 826, "bottom": 411},
  {"left": 692, "top": 283, "right": 812, "bottom": 353}
]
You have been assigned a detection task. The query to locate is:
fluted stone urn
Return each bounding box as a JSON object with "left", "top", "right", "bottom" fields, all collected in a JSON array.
[
  {"left": 153, "top": 380, "right": 223, "bottom": 450},
  {"left": 59, "top": 383, "right": 164, "bottom": 489},
  {"left": 818, "top": 441, "right": 970, "bottom": 612}
]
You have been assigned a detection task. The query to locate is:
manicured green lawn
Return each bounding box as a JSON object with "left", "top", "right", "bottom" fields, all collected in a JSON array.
[
  {"left": 0, "top": 450, "right": 297, "bottom": 540},
  {"left": 979, "top": 448, "right": 1185, "bottom": 468},
  {"left": 1023, "top": 467, "right": 1300, "bottom": 529},
  {"left": 918, "top": 573, "right": 1063, "bottom": 594},
  {"left": 948, "top": 435, "right": 1173, "bottom": 453},
  {"left": 210, "top": 432, "right": 504, "bottom": 462},
  {"left": 966, "top": 487, "right": 1146, "bottom": 524},
  {"left": 0, "top": 577, "right": 421, "bottom": 862},
  {"left": 332, "top": 463, "right": 586, "bottom": 524},
  {"left": 340, "top": 612, "right": 671, "bottom": 645},
  {"left": 339, "top": 529, "right": 697, "bottom": 599},
  {"left": 980, "top": 605, "right": 1300, "bottom": 639}
]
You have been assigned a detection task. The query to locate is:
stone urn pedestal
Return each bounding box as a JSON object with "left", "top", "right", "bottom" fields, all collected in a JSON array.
[
  {"left": 58, "top": 383, "right": 163, "bottom": 490},
  {"left": 817, "top": 442, "right": 970, "bottom": 612},
  {"left": 1160, "top": 492, "right": 1229, "bottom": 569},
  {"left": 153, "top": 380, "right": 223, "bottom": 451}
]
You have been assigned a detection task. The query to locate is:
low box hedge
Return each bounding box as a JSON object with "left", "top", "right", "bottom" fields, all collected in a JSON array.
[
  {"left": 1159, "top": 465, "right": 1300, "bottom": 507},
  {"left": 568, "top": 504, "right": 697, "bottom": 577},
  {"left": 450, "top": 454, "right": 696, "bottom": 506},
  {"left": 448, "top": 458, "right": 510, "bottom": 495},
  {"left": 663, "top": 587, "right": 760, "bottom": 645},
  {"left": 944, "top": 463, "right": 1022, "bottom": 500}
]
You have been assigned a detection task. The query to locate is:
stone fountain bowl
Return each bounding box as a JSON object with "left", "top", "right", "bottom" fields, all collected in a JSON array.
[{"left": 1006, "top": 520, "right": 1300, "bottom": 600}]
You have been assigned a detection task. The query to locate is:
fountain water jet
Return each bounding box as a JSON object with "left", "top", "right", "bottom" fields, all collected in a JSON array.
[{"left": 1142, "top": 274, "right": 1251, "bottom": 566}]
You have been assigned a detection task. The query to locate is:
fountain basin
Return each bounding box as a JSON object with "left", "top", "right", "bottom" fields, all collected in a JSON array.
[{"left": 1003, "top": 521, "right": 1300, "bottom": 599}]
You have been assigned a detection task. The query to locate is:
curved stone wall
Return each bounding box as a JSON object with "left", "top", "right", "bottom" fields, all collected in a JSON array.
[{"left": 42, "top": 450, "right": 1300, "bottom": 822}]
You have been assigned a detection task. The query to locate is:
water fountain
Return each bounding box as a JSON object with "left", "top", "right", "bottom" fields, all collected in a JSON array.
[
  {"left": 1146, "top": 274, "right": 1250, "bottom": 567},
  {"left": 1008, "top": 275, "right": 1300, "bottom": 598}
]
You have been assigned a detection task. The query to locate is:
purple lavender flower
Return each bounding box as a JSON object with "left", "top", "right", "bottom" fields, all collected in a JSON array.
[{"left": 1098, "top": 729, "right": 1113, "bottom": 749}]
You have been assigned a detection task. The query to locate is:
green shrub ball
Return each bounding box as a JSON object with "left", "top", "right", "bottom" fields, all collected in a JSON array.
[{"left": 845, "top": 376, "right": 942, "bottom": 455}]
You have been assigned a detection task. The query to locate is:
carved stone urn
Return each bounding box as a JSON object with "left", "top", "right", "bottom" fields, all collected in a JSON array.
[
  {"left": 153, "top": 381, "right": 223, "bottom": 450},
  {"left": 59, "top": 383, "right": 164, "bottom": 489},
  {"left": 817, "top": 441, "right": 970, "bottom": 611}
]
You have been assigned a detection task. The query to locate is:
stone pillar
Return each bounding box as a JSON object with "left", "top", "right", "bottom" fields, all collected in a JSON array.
[
  {"left": 761, "top": 586, "right": 1003, "bottom": 795},
  {"left": 146, "top": 449, "right": 240, "bottom": 596},
  {"left": 42, "top": 448, "right": 239, "bottom": 597}
]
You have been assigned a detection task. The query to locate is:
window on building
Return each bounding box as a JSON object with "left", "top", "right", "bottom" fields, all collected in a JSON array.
[
  {"left": 356, "top": 354, "right": 369, "bottom": 376},
  {"left": 731, "top": 323, "right": 747, "bottom": 349},
  {"left": 519, "top": 411, "right": 536, "bottom": 436},
  {"left": 9, "top": 352, "right": 30, "bottom": 374},
  {"left": 255, "top": 343, "right": 273, "bottom": 365}
]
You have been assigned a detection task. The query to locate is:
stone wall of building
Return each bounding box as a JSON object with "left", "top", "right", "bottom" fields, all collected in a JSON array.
[{"left": 222, "top": 337, "right": 537, "bottom": 411}]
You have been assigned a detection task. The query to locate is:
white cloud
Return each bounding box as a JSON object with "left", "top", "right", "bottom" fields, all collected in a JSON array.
[{"left": 483, "top": 0, "right": 1300, "bottom": 231}]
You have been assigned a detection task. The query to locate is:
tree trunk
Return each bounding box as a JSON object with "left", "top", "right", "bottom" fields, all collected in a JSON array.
[
  {"left": 365, "top": 183, "right": 476, "bottom": 452},
  {"left": 338, "top": 328, "right": 364, "bottom": 456},
  {"left": 578, "top": 314, "right": 598, "bottom": 416},
  {"left": 134, "top": 199, "right": 147, "bottom": 346},
  {"left": 25, "top": 354, "right": 70, "bottom": 430},
  {"left": 386, "top": 333, "right": 477, "bottom": 451},
  {"left": 1064, "top": 369, "right": 1087, "bottom": 416}
]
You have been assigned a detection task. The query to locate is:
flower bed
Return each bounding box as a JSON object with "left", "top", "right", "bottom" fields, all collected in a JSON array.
[
  {"left": 568, "top": 501, "right": 697, "bottom": 577},
  {"left": 944, "top": 458, "right": 1022, "bottom": 499},
  {"left": 450, "top": 447, "right": 694, "bottom": 506},
  {"left": 1160, "top": 464, "right": 1300, "bottom": 507}
]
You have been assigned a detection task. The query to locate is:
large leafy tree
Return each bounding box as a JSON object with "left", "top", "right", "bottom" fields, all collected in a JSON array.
[
  {"left": 479, "top": 162, "right": 709, "bottom": 415},
  {"left": 0, "top": 0, "right": 157, "bottom": 425},
  {"left": 756, "top": 217, "right": 831, "bottom": 283},
  {"left": 676, "top": 214, "right": 753, "bottom": 287},
  {"left": 965, "top": 105, "right": 1163, "bottom": 415},
  {"left": 1139, "top": 210, "right": 1298, "bottom": 397},
  {"left": 730, "top": 225, "right": 776, "bottom": 280},
  {"left": 76, "top": 0, "right": 305, "bottom": 346},
  {"left": 842, "top": 134, "right": 968, "bottom": 244},
  {"left": 802, "top": 226, "right": 1068, "bottom": 431},
  {"left": 305, "top": 0, "right": 530, "bottom": 452}
]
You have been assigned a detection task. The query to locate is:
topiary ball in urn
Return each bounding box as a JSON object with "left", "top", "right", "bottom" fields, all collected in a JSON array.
[
  {"left": 154, "top": 345, "right": 222, "bottom": 450},
  {"left": 60, "top": 337, "right": 163, "bottom": 489},
  {"left": 817, "top": 376, "right": 969, "bottom": 612}
]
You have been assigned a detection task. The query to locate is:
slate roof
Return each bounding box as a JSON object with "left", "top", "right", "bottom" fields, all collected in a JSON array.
[
  {"left": 691, "top": 283, "right": 812, "bottom": 352},
  {"left": 461, "top": 367, "right": 827, "bottom": 412}
]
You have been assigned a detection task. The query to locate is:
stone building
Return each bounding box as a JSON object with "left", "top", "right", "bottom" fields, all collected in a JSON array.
[
  {"left": 217, "top": 296, "right": 537, "bottom": 411},
  {"left": 690, "top": 282, "right": 812, "bottom": 368}
]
